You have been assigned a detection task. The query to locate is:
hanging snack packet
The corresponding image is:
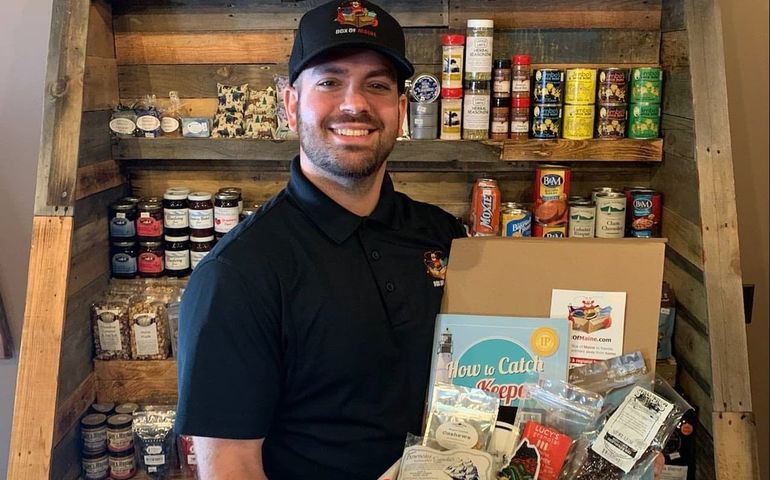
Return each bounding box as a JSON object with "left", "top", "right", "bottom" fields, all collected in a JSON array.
[
  {"left": 569, "top": 350, "right": 647, "bottom": 406},
  {"left": 423, "top": 383, "right": 500, "bottom": 452},
  {"left": 399, "top": 433, "right": 496, "bottom": 480},
  {"left": 133, "top": 407, "right": 177, "bottom": 479}
]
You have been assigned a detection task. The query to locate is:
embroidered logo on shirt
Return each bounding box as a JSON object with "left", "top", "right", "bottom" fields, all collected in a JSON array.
[{"left": 424, "top": 250, "right": 448, "bottom": 287}]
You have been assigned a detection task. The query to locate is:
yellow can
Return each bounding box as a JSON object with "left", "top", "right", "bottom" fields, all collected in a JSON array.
[
  {"left": 562, "top": 104, "right": 595, "bottom": 140},
  {"left": 564, "top": 68, "right": 597, "bottom": 105}
]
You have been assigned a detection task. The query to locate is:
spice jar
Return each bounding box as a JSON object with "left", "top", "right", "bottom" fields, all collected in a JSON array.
[
  {"left": 218, "top": 186, "right": 243, "bottom": 213},
  {"left": 462, "top": 80, "right": 490, "bottom": 140},
  {"left": 164, "top": 235, "right": 191, "bottom": 277},
  {"left": 107, "top": 414, "right": 134, "bottom": 453},
  {"left": 81, "top": 413, "right": 108, "bottom": 454},
  {"left": 511, "top": 55, "right": 531, "bottom": 99},
  {"left": 137, "top": 198, "right": 163, "bottom": 241},
  {"left": 441, "top": 34, "right": 465, "bottom": 91},
  {"left": 510, "top": 97, "right": 530, "bottom": 140},
  {"left": 492, "top": 59, "right": 512, "bottom": 98},
  {"left": 190, "top": 235, "right": 215, "bottom": 270},
  {"left": 138, "top": 241, "right": 164, "bottom": 278},
  {"left": 214, "top": 192, "right": 240, "bottom": 237},
  {"left": 82, "top": 450, "right": 109, "bottom": 480},
  {"left": 440, "top": 89, "right": 463, "bottom": 140},
  {"left": 188, "top": 191, "right": 214, "bottom": 237},
  {"left": 110, "top": 241, "right": 137, "bottom": 279},
  {"left": 490, "top": 97, "right": 510, "bottom": 140},
  {"left": 109, "top": 447, "right": 137, "bottom": 480},
  {"left": 163, "top": 187, "right": 190, "bottom": 236},
  {"left": 465, "top": 19, "right": 494, "bottom": 81},
  {"left": 109, "top": 200, "right": 137, "bottom": 239}
]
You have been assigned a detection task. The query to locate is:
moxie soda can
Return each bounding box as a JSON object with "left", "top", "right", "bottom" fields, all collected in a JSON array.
[{"left": 470, "top": 178, "right": 502, "bottom": 236}]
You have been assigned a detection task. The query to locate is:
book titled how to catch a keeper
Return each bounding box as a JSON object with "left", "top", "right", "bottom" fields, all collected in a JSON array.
[{"left": 427, "top": 314, "right": 570, "bottom": 419}]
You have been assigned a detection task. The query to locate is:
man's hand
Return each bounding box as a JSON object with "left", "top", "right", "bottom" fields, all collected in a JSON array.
[{"left": 193, "top": 437, "right": 268, "bottom": 480}]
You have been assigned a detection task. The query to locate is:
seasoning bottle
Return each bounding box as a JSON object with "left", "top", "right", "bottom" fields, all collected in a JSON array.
[
  {"left": 137, "top": 240, "right": 164, "bottom": 278},
  {"left": 136, "top": 198, "right": 163, "bottom": 241},
  {"left": 164, "top": 235, "right": 191, "bottom": 277},
  {"left": 188, "top": 191, "right": 214, "bottom": 237},
  {"left": 464, "top": 19, "right": 494, "bottom": 81},
  {"left": 214, "top": 191, "right": 240, "bottom": 238},
  {"left": 441, "top": 34, "right": 465, "bottom": 91},
  {"left": 511, "top": 54, "right": 531, "bottom": 99},
  {"left": 190, "top": 235, "right": 215, "bottom": 270},
  {"left": 462, "top": 80, "right": 490, "bottom": 140},
  {"left": 492, "top": 59, "right": 512, "bottom": 98},
  {"left": 510, "top": 97, "right": 530, "bottom": 140},
  {"left": 163, "top": 187, "right": 190, "bottom": 236},
  {"left": 160, "top": 90, "right": 182, "bottom": 137},
  {"left": 490, "top": 97, "right": 510, "bottom": 140},
  {"left": 440, "top": 88, "right": 463, "bottom": 140}
]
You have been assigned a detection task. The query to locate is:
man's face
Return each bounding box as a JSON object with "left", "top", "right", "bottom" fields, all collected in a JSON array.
[{"left": 285, "top": 49, "right": 407, "bottom": 181}]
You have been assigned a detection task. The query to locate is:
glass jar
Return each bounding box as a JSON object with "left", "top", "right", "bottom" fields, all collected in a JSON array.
[
  {"left": 492, "top": 59, "right": 512, "bottom": 98},
  {"left": 137, "top": 198, "right": 163, "bottom": 241},
  {"left": 465, "top": 19, "right": 494, "bottom": 81},
  {"left": 214, "top": 192, "right": 240, "bottom": 236},
  {"left": 163, "top": 187, "right": 190, "bottom": 236},
  {"left": 81, "top": 413, "right": 108, "bottom": 454},
  {"left": 107, "top": 414, "right": 134, "bottom": 453},
  {"left": 138, "top": 241, "right": 164, "bottom": 278},
  {"left": 511, "top": 54, "right": 531, "bottom": 99},
  {"left": 164, "top": 235, "right": 191, "bottom": 277},
  {"left": 190, "top": 235, "right": 215, "bottom": 270},
  {"left": 110, "top": 241, "right": 137, "bottom": 279},
  {"left": 510, "top": 97, "right": 530, "bottom": 140},
  {"left": 108, "top": 447, "right": 137, "bottom": 480},
  {"left": 218, "top": 187, "right": 243, "bottom": 213},
  {"left": 109, "top": 200, "right": 137, "bottom": 239},
  {"left": 81, "top": 450, "right": 109, "bottom": 480},
  {"left": 462, "top": 80, "right": 490, "bottom": 140},
  {"left": 441, "top": 34, "right": 465, "bottom": 91},
  {"left": 490, "top": 97, "right": 510, "bottom": 140},
  {"left": 440, "top": 91, "right": 463, "bottom": 140},
  {"left": 188, "top": 191, "right": 214, "bottom": 237}
]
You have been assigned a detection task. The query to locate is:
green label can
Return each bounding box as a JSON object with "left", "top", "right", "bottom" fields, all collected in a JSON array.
[
  {"left": 562, "top": 104, "right": 595, "bottom": 140},
  {"left": 630, "top": 67, "right": 663, "bottom": 103},
  {"left": 628, "top": 102, "right": 661, "bottom": 139}
]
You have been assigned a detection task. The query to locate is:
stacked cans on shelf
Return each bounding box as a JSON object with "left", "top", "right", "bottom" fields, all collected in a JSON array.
[
  {"left": 531, "top": 68, "right": 564, "bottom": 139},
  {"left": 628, "top": 67, "right": 663, "bottom": 139},
  {"left": 562, "top": 68, "right": 597, "bottom": 140},
  {"left": 80, "top": 402, "right": 139, "bottom": 480},
  {"left": 409, "top": 72, "right": 441, "bottom": 139},
  {"left": 596, "top": 67, "right": 629, "bottom": 139}
]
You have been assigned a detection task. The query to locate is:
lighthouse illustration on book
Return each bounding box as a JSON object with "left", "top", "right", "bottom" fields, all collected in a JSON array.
[{"left": 435, "top": 328, "right": 453, "bottom": 384}]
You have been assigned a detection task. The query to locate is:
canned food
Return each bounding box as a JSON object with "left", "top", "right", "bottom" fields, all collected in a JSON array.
[
  {"left": 564, "top": 68, "right": 597, "bottom": 105},
  {"left": 591, "top": 187, "right": 622, "bottom": 204},
  {"left": 531, "top": 104, "right": 562, "bottom": 139},
  {"left": 595, "top": 191, "right": 627, "bottom": 238},
  {"left": 627, "top": 188, "right": 662, "bottom": 237},
  {"left": 410, "top": 73, "right": 441, "bottom": 103},
  {"left": 562, "top": 104, "right": 595, "bottom": 140},
  {"left": 597, "top": 68, "right": 628, "bottom": 104},
  {"left": 532, "top": 69, "right": 564, "bottom": 104},
  {"left": 628, "top": 102, "right": 661, "bottom": 139},
  {"left": 501, "top": 202, "right": 532, "bottom": 237},
  {"left": 533, "top": 222, "right": 567, "bottom": 238},
  {"left": 596, "top": 104, "right": 627, "bottom": 139},
  {"left": 470, "top": 178, "right": 501, "bottom": 236},
  {"left": 533, "top": 165, "right": 570, "bottom": 225},
  {"left": 568, "top": 197, "right": 596, "bottom": 238},
  {"left": 630, "top": 67, "right": 663, "bottom": 103}
]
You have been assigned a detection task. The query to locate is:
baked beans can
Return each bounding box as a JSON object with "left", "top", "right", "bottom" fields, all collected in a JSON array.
[
  {"left": 595, "top": 191, "right": 627, "bottom": 238},
  {"left": 533, "top": 165, "right": 570, "bottom": 225},
  {"left": 533, "top": 222, "right": 567, "bottom": 238},
  {"left": 630, "top": 67, "right": 663, "bottom": 103},
  {"left": 627, "top": 188, "right": 663, "bottom": 237},
  {"left": 568, "top": 196, "right": 596, "bottom": 238},
  {"left": 531, "top": 104, "right": 562, "bottom": 139},
  {"left": 564, "top": 68, "right": 597, "bottom": 105},
  {"left": 532, "top": 69, "right": 564, "bottom": 104},
  {"left": 628, "top": 102, "right": 661, "bottom": 139},
  {"left": 597, "top": 68, "right": 628, "bottom": 104},
  {"left": 596, "top": 104, "right": 627, "bottom": 139},
  {"left": 501, "top": 202, "right": 532, "bottom": 237},
  {"left": 470, "top": 178, "right": 501, "bottom": 236},
  {"left": 562, "top": 104, "right": 595, "bottom": 140}
]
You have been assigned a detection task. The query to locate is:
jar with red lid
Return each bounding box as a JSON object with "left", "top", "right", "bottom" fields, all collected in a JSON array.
[
  {"left": 136, "top": 198, "right": 163, "bottom": 241},
  {"left": 511, "top": 54, "right": 531, "bottom": 99},
  {"left": 138, "top": 241, "right": 164, "bottom": 278},
  {"left": 510, "top": 97, "right": 530, "bottom": 140},
  {"left": 441, "top": 34, "right": 465, "bottom": 91}
]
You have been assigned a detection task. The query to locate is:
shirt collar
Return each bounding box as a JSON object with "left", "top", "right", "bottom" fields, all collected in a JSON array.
[{"left": 286, "top": 156, "right": 400, "bottom": 244}]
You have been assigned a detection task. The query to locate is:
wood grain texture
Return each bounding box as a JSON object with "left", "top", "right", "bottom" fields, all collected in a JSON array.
[
  {"left": 661, "top": 30, "right": 690, "bottom": 67},
  {"left": 50, "top": 420, "right": 82, "bottom": 480},
  {"left": 73, "top": 184, "right": 126, "bottom": 230},
  {"left": 661, "top": 0, "right": 686, "bottom": 32},
  {"left": 76, "top": 159, "right": 123, "bottom": 200},
  {"left": 34, "top": 0, "right": 90, "bottom": 216},
  {"left": 662, "top": 206, "right": 704, "bottom": 270},
  {"left": 672, "top": 307, "right": 712, "bottom": 385},
  {"left": 693, "top": 418, "right": 717, "bottom": 480},
  {"left": 95, "top": 359, "right": 178, "bottom": 404},
  {"left": 678, "top": 366, "right": 714, "bottom": 434},
  {"left": 502, "top": 138, "right": 663, "bottom": 162},
  {"left": 650, "top": 151, "right": 701, "bottom": 227},
  {"left": 86, "top": 0, "right": 114, "bottom": 58},
  {"left": 53, "top": 373, "right": 96, "bottom": 448},
  {"left": 83, "top": 56, "right": 119, "bottom": 111},
  {"left": 7, "top": 217, "right": 73, "bottom": 479},
  {"left": 712, "top": 412, "right": 759, "bottom": 480},
  {"left": 78, "top": 110, "right": 114, "bottom": 168},
  {"left": 661, "top": 114, "right": 695, "bottom": 160},
  {"left": 662, "top": 66, "right": 694, "bottom": 120}
]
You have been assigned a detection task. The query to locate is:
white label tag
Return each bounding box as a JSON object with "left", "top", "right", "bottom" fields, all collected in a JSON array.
[
  {"left": 96, "top": 308, "right": 123, "bottom": 351},
  {"left": 133, "top": 314, "right": 160, "bottom": 356}
]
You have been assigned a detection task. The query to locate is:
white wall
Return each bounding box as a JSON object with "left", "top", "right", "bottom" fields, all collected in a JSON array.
[{"left": 0, "top": 1, "right": 53, "bottom": 477}]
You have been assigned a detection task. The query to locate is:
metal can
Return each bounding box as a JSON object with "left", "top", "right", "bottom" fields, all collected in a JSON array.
[
  {"left": 564, "top": 68, "right": 597, "bottom": 105},
  {"left": 501, "top": 202, "right": 532, "bottom": 237},
  {"left": 568, "top": 197, "right": 596, "bottom": 238},
  {"left": 410, "top": 73, "right": 441, "bottom": 103},
  {"left": 597, "top": 68, "right": 628, "bottom": 104},
  {"left": 470, "top": 178, "right": 501, "bottom": 236},
  {"left": 533, "top": 222, "right": 567, "bottom": 238},
  {"left": 595, "top": 191, "right": 627, "bottom": 238},
  {"left": 591, "top": 186, "right": 622, "bottom": 204},
  {"left": 531, "top": 104, "right": 562, "bottom": 139},
  {"left": 630, "top": 67, "right": 663, "bottom": 103},
  {"left": 532, "top": 69, "right": 564, "bottom": 104},
  {"left": 596, "top": 104, "right": 627, "bottom": 139},
  {"left": 627, "top": 188, "right": 663, "bottom": 237},
  {"left": 533, "top": 165, "right": 570, "bottom": 225},
  {"left": 562, "top": 104, "right": 595, "bottom": 140},
  {"left": 628, "top": 102, "right": 661, "bottom": 139}
]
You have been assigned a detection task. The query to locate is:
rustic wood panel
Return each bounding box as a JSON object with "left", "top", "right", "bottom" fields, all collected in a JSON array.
[
  {"left": 650, "top": 151, "right": 701, "bottom": 226},
  {"left": 34, "top": 0, "right": 90, "bottom": 216},
  {"left": 113, "top": 0, "right": 448, "bottom": 31},
  {"left": 662, "top": 206, "right": 704, "bottom": 270},
  {"left": 450, "top": 0, "right": 661, "bottom": 29},
  {"left": 661, "top": 0, "right": 686, "bottom": 32},
  {"left": 661, "top": 114, "right": 695, "bottom": 160},
  {"left": 502, "top": 138, "right": 663, "bottom": 162},
  {"left": 712, "top": 412, "right": 758, "bottom": 480},
  {"left": 693, "top": 419, "right": 716, "bottom": 480},
  {"left": 68, "top": 239, "right": 109, "bottom": 295},
  {"left": 115, "top": 31, "right": 294, "bottom": 65},
  {"left": 673, "top": 310, "right": 712, "bottom": 385},
  {"left": 72, "top": 215, "right": 109, "bottom": 259},
  {"left": 7, "top": 217, "right": 73, "bottom": 479},
  {"left": 50, "top": 420, "right": 82, "bottom": 480},
  {"left": 86, "top": 0, "right": 114, "bottom": 58},
  {"left": 664, "top": 256, "right": 708, "bottom": 331},
  {"left": 74, "top": 184, "right": 126, "bottom": 229},
  {"left": 661, "top": 30, "right": 689, "bottom": 67},
  {"left": 76, "top": 159, "right": 123, "bottom": 200},
  {"left": 79, "top": 110, "right": 113, "bottom": 168},
  {"left": 95, "top": 359, "right": 178, "bottom": 404},
  {"left": 678, "top": 366, "right": 713, "bottom": 434},
  {"left": 83, "top": 56, "right": 118, "bottom": 111},
  {"left": 662, "top": 66, "right": 694, "bottom": 120},
  {"left": 53, "top": 373, "right": 96, "bottom": 448}
]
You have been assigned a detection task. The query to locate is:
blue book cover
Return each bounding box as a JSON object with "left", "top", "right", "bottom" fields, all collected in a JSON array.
[{"left": 427, "top": 314, "right": 570, "bottom": 418}]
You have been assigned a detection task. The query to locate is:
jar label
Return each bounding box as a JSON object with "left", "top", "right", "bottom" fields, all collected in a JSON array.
[
  {"left": 145, "top": 454, "right": 166, "bottom": 466},
  {"left": 137, "top": 215, "right": 162, "bottom": 237},
  {"left": 493, "top": 79, "right": 511, "bottom": 94},
  {"left": 165, "top": 249, "right": 190, "bottom": 271},
  {"left": 164, "top": 208, "right": 189, "bottom": 229},
  {"left": 215, "top": 206, "right": 240, "bottom": 234},
  {"left": 160, "top": 116, "right": 180, "bottom": 133},
  {"left": 189, "top": 208, "right": 214, "bottom": 229},
  {"left": 595, "top": 198, "right": 626, "bottom": 238},
  {"left": 110, "top": 216, "right": 135, "bottom": 238},
  {"left": 462, "top": 94, "right": 490, "bottom": 130},
  {"left": 511, "top": 119, "right": 529, "bottom": 133},
  {"left": 109, "top": 118, "right": 136, "bottom": 135},
  {"left": 191, "top": 249, "right": 210, "bottom": 270},
  {"left": 441, "top": 103, "right": 462, "bottom": 139},
  {"left": 441, "top": 50, "right": 464, "bottom": 89},
  {"left": 82, "top": 427, "right": 108, "bottom": 452},
  {"left": 465, "top": 36, "right": 493, "bottom": 75},
  {"left": 133, "top": 314, "right": 160, "bottom": 356},
  {"left": 569, "top": 206, "right": 596, "bottom": 238},
  {"left": 136, "top": 115, "right": 161, "bottom": 131},
  {"left": 511, "top": 79, "right": 530, "bottom": 94},
  {"left": 138, "top": 252, "right": 163, "bottom": 274},
  {"left": 112, "top": 253, "right": 137, "bottom": 275},
  {"left": 108, "top": 428, "right": 134, "bottom": 451},
  {"left": 491, "top": 119, "right": 509, "bottom": 134},
  {"left": 96, "top": 309, "right": 123, "bottom": 352}
]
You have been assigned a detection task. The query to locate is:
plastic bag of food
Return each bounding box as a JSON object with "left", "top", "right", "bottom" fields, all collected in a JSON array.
[
  {"left": 133, "top": 407, "right": 177, "bottom": 479},
  {"left": 91, "top": 293, "right": 131, "bottom": 360},
  {"left": 399, "top": 433, "right": 496, "bottom": 480},
  {"left": 423, "top": 383, "right": 500, "bottom": 452}
]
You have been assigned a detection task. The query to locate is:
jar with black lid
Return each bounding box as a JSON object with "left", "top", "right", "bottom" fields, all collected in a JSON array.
[
  {"left": 81, "top": 413, "right": 108, "bottom": 454},
  {"left": 108, "top": 446, "right": 136, "bottom": 479},
  {"left": 90, "top": 402, "right": 115, "bottom": 416},
  {"left": 137, "top": 197, "right": 163, "bottom": 241},
  {"left": 164, "top": 235, "right": 190, "bottom": 277},
  {"left": 120, "top": 196, "right": 140, "bottom": 205},
  {"left": 110, "top": 241, "right": 137, "bottom": 279},
  {"left": 81, "top": 450, "right": 109, "bottom": 480},
  {"left": 138, "top": 241, "right": 164, "bottom": 278},
  {"left": 190, "top": 235, "right": 215, "bottom": 270},
  {"left": 109, "top": 200, "right": 137, "bottom": 239},
  {"left": 214, "top": 192, "right": 240, "bottom": 237},
  {"left": 188, "top": 191, "right": 214, "bottom": 237},
  {"left": 218, "top": 186, "right": 243, "bottom": 213},
  {"left": 163, "top": 187, "right": 190, "bottom": 236},
  {"left": 107, "top": 413, "right": 133, "bottom": 453}
]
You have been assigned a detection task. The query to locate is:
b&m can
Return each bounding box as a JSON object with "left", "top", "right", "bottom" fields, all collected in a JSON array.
[
  {"left": 501, "top": 202, "right": 532, "bottom": 237},
  {"left": 470, "top": 178, "right": 501, "bottom": 236},
  {"left": 533, "top": 222, "right": 567, "bottom": 238},
  {"left": 626, "top": 188, "right": 662, "bottom": 237}
]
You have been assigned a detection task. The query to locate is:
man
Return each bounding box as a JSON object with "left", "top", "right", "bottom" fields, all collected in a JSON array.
[{"left": 174, "top": 1, "right": 466, "bottom": 478}]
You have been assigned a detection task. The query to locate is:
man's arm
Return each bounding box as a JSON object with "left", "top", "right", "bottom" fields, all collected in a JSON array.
[{"left": 194, "top": 437, "right": 268, "bottom": 480}]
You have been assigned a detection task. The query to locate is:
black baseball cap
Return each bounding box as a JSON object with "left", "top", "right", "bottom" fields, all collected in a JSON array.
[{"left": 288, "top": 0, "right": 415, "bottom": 87}]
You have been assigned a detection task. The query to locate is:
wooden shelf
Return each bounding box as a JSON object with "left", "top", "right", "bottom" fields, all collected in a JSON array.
[
  {"left": 133, "top": 468, "right": 194, "bottom": 479},
  {"left": 113, "top": 137, "right": 662, "bottom": 164},
  {"left": 94, "top": 359, "right": 177, "bottom": 404}
]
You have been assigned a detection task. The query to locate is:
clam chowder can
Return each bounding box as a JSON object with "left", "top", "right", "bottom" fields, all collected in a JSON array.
[{"left": 595, "top": 191, "right": 627, "bottom": 238}]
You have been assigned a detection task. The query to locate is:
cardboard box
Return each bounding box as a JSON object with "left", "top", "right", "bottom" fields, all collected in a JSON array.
[{"left": 441, "top": 237, "right": 666, "bottom": 373}]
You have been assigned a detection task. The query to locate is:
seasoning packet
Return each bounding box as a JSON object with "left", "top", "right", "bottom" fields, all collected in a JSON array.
[
  {"left": 133, "top": 407, "right": 177, "bottom": 479},
  {"left": 423, "top": 383, "right": 499, "bottom": 452},
  {"left": 399, "top": 433, "right": 496, "bottom": 480}
]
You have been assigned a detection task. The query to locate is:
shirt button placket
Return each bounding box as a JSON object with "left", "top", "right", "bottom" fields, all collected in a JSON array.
[
  {"left": 385, "top": 281, "right": 395, "bottom": 292},
  {"left": 371, "top": 250, "right": 381, "bottom": 261}
]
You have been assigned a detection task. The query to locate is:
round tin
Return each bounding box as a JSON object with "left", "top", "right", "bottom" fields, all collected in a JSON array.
[
  {"left": 630, "top": 67, "right": 663, "bottom": 103},
  {"left": 596, "top": 104, "right": 628, "bottom": 139},
  {"left": 81, "top": 450, "right": 109, "bottom": 480},
  {"left": 628, "top": 102, "right": 661, "bottom": 139},
  {"left": 81, "top": 413, "right": 108, "bottom": 454},
  {"left": 568, "top": 197, "right": 596, "bottom": 238},
  {"left": 114, "top": 403, "right": 139, "bottom": 415},
  {"left": 531, "top": 104, "right": 562, "bottom": 139},
  {"left": 597, "top": 68, "right": 628, "bottom": 104},
  {"left": 533, "top": 222, "right": 567, "bottom": 238},
  {"left": 595, "top": 191, "right": 627, "bottom": 238},
  {"left": 532, "top": 69, "right": 564, "bottom": 104},
  {"left": 107, "top": 414, "right": 133, "bottom": 453},
  {"left": 564, "top": 68, "right": 597, "bottom": 105},
  {"left": 410, "top": 73, "right": 441, "bottom": 103},
  {"left": 501, "top": 202, "right": 532, "bottom": 237},
  {"left": 562, "top": 104, "right": 595, "bottom": 140},
  {"left": 627, "top": 188, "right": 663, "bottom": 237},
  {"left": 591, "top": 187, "right": 622, "bottom": 204}
]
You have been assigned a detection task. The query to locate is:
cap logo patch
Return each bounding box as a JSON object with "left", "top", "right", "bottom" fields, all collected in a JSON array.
[
  {"left": 424, "top": 250, "right": 448, "bottom": 287},
  {"left": 335, "top": 1, "right": 379, "bottom": 34}
]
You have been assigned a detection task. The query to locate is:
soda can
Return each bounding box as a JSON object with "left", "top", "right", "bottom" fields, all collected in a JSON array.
[
  {"left": 533, "top": 222, "right": 567, "bottom": 238},
  {"left": 501, "top": 202, "right": 532, "bottom": 237},
  {"left": 568, "top": 196, "right": 596, "bottom": 238},
  {"left": 627, "top": 188, "right": 663, "bottom": 237},
  {"left": 595, "top": 191, "right": 627, "bottom": 238},
  {"left": 470, "top": 178, "right": 501, "bottom": 236},
  {"left": 533, "top": 165, "right": 570, "bottom": 225}
]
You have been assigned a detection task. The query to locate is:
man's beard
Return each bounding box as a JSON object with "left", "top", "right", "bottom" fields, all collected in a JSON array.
[{"left": 297, "top": 110, "right": 397, "bottom": 180}]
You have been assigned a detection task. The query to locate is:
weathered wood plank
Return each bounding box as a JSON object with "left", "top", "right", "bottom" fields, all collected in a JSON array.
[
  {"left": 54, "top": 373, "right": 96, "bottom": 448},
  {"left": 661, "top": 113, "right": 695, "bottom": 160},
  {"left": 450, "top": 0, "right": 661, "bottom": 29},
  {"left": 79, "top": 110, "right": 113, "bottom": 168},
  {"left": 693, "top": 419, "right": 716, "bottom": 480},
  {"left": 83, "top": 56, "right": 118, "bottom": 111},
  {"left": 661, "top": 30, "right": 689, "bottom": 67},
  {"left": 664, "top": 256, "right": 708, "bottom": 331},
  {"left": 678, "top": 366, "right": 713, "bottom": 434},
  {"left": 74, "top": 184, "right": 126, "bottom": 229},
  {"left": 68, "top": 239, "right": 109, "bottom": 295},
  {"left": 662, "top": 66, "right": 694, "bottom": 120},
  {"left": 34, "top": 0, "right": 90, "bottom": 216},
  {"left": 72, "top": 215, "right": 109, "bottom": 259},
  {"left": 8, "top": 217, "right": 73, "bottom": 479},
  {"left": 661, "top": 0, "right": 686, "bottom": 32},
  {"left": 76, "top": 159, "right": 123, "bottom": 200},
  {"left": 673, "top": 311, "right": 712, "bottom": 387},
  {"left": 662, "top": 206, "right": 704, "bottom": 270},
  {"left": 503, "top": 138, "right": 663, "bottom": 162},
  {"left": 712, "top": 412, "right": 758, "bottom": 480},
  {"left": 650, "top": 151, "right": 701, "bottom": 226},
  {"left": 95, "top": 359, "right": 178, "bottom": 404},
  {"left": 86, "top": 0, "right": 114, "bottom": 58},
  {"left": 115, "top": 31, "right": 294, "bottom": 65},
  {"left": 50, "top": 420, "right": 82, "bottom": 480}
]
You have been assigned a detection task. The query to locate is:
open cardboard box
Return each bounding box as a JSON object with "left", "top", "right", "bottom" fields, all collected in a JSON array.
[{"left": 378, "top": 237, "right": 666, "bottom": 479}]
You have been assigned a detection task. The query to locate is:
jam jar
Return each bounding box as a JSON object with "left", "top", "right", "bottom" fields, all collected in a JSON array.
[
  {"left": 137, "top": 198, "right": 163, "bottom": 241},
  {"left": 163, "top": 187, "right": 190, "bottom": 236},
  {"left": 138, "top": 241, "right": 164, "bottom": 278},
  {"left": 110, "top": 241, "right": 137, "bottom": 279},
  {"left": 214, "top": 192, "right": 240, "bottom": 238},
  {"left": 218, "top": 186, "right": 243, "bottom": 213},
  {"left": 109, "top": 200, "right": 137, "bottom": 239},
  {"left": 188, "top": 191, "right": 214, "bottom": 237},
  {"left": 164, "top": 235, "right": 191, "bottom": 277},
  {"left": 190, "top": 235, "right": 215, "bottom": 270}
]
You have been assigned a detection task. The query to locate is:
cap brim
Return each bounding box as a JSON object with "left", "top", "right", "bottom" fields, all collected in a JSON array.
[{"left": 291, "top": 42, "right": 415, "bottom": 86}]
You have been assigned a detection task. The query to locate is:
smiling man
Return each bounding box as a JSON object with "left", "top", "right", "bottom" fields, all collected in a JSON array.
[{"left": 174, "top": 1, "right": 466, "bottom": 479}]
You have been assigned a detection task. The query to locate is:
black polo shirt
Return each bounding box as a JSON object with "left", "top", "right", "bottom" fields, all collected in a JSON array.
[{"left": 175, "top": 157, "right": 465, "bottom": 479}]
